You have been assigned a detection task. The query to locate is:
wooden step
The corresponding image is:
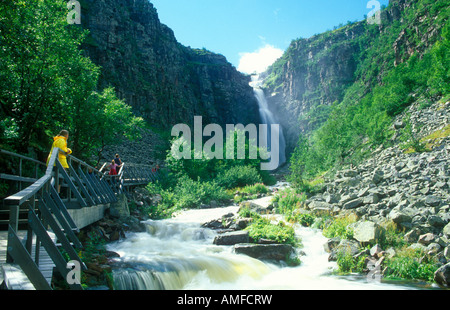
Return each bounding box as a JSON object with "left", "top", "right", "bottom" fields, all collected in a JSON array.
[{"left": 1, "top": 264, "right": 36, "bottom": 290}]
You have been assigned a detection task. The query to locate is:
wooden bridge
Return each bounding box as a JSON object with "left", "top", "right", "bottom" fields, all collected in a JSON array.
[{"left": 0, "top": 148, "right": 159, "bottom": 290}]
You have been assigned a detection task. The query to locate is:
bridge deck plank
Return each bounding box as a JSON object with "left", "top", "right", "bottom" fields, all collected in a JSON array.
[{"left": 0, "top": 230, "right": 56, "bottom": 289}]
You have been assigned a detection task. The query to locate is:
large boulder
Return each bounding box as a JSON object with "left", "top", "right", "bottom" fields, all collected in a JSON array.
[
  {"left": 353, "top": 221, "right": 384, "bottom": 244},
  {"left": 234, "top": 244, "right": 295, "bottom": 262},
  {"left": 424, "top": 195, "right": 441, "bottom": 207},
  {"left": 109, "top": 194, "right": 130, "bottom": 219},
  {"left": 213, "top": 231, "right": 249, "bottom": 246},
  {"left": 389, "top": 209, "right": 412, "bottom": 224},
  {"left": 308, "top": 201, "right": 333, "bottom": 216},
  {"left": 434, "top": 263, "right": 450, "bottom": 288}
]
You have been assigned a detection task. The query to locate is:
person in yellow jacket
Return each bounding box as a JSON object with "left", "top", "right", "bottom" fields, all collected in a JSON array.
[{"left": 46, "top": 130, "right": 72, "bottom": 168}]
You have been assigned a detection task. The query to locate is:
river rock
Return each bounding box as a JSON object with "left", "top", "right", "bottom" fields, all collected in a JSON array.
[
  {"left": 343, "top": 198, "right": 364, "bottom": 210},
  {"left": 324, "top": 237, "right": 341, "bottom": 253},
  {"left": 434, "top": 263, "right": 450, "bottom": 288},
  {"left": 240, "top": 196, "right": 274, "bottom": 215},
  {"left": 234, "top": 243, "right": 295, "bottom": 262},
  {"left": 388, "top": 209, "right": 412, "bottom": 224},
  {"left": 329, "top": 239, "right": 360, "bottom": 261},
  {"left": 443, "top": 223, "right": 450, "bottom": 237},
  {"left": 370, "top": 244, "right": 383, "bottom": 257},
  {"left": 213, "top": 231, "right": 249, "bottom": 246},
  {"left": 418, "top": 233, "right": 436, "bottom": 246},
  {"left": 353, "top": 221, "right": 383, "bottom": 244}
]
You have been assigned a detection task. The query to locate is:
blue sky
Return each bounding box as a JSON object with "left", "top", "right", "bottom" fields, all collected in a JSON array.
[{"left": 151, "top": 0, "right": 389, "bottom": 74}]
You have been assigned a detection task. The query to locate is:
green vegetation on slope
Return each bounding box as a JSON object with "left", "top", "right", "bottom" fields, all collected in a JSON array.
[{"left": 281, "top": 0, "right": 450, "bottom": 185}]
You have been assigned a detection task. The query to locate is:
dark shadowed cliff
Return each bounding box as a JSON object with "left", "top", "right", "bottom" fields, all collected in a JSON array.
[{"left": 80, "top": 0, "right": 260, "bottom": 132}]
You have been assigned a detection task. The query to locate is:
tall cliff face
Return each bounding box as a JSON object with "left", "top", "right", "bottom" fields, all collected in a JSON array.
[
  {"left": 262, "top": 0, "right": 447, "bottom": 154},
  {"left": 80, "top": 0, "right": 259, "bottom": 131}
]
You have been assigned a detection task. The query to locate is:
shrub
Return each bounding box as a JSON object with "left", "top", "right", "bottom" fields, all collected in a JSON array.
[
  {"left": 172, "top": 175, "right": 230, "bottom": 209},
  {"left": 287, "top": 213, "right": 315, "bottom": 227},
  {"left": 245, "top": 218, "right": 298, "bottom": 246},
  {"left": 273, "top": 187, "right": 306, "bottom": 215},
  {"left": 238, "top": 206, "right": 261, "bottom": 219},
  {"left": 322, "top": 215, "right": 357, "bottom": 239},
  {"left": 216, "top": 165, "right": 262, "bottom": 189},
  {"left": 336, "top": 251, "right": 368, "bottom": 274},
  {"left": 242, "top": 183, "right": 269, "bottom": 195},
  {"left": 378, "top": 221, "right": 407, "bottom": 250},
  {"left": 144, "top": 175, "right": 231, "bottom": 218}
]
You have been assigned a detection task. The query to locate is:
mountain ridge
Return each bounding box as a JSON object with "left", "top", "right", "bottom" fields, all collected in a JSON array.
[{"left": 262, "top": 0, "right": 449, "bottom": 155}]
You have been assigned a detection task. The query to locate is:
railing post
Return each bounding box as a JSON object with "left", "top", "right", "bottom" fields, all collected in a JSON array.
[
  {"left": 9, "top": 204, "right": 19, "bottom": 233},
  {"left": 6, "top": 203, "right": 19, "bottom": 264},
  {"left": 19, "top": 158, "right": 23, "bottom": 191},
  {"left": 54, "top": 165, "right": 59, "bottom": 195}
]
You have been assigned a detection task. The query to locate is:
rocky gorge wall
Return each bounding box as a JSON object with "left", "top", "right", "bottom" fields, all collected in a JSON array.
[
  {"left": 80, "top": 0, "right": 260, "bottom": 133},
  {"left": 261, "top": 0, "right": 447, "bottom": 154}
]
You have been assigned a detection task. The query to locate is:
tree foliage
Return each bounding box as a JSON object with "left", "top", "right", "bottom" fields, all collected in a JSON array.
[{"left": 0, "top": 0, "right": 143, "bottom": 161}]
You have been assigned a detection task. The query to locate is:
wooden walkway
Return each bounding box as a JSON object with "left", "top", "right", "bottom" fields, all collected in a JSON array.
[
  {"left": 1, "top": 231, "right": 56, "bottom": 290},
  {"left": 0, "top": 148, "right": 158, "bottom": 290}
]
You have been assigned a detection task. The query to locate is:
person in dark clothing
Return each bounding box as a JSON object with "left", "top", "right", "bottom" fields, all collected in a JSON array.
[{"left": 114, "top": 154, "right": 123, "bottom": 174}]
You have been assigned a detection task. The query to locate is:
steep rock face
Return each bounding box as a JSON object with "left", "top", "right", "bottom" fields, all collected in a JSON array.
[
  {"left": 80, "top": 0, "right": 259, "bottom": 131},
  {"left": 262, "top": 22, "right": 366, "bottom": 154},
  {"left": 262, "top": 0, "right": 447, "bottom": 155}
]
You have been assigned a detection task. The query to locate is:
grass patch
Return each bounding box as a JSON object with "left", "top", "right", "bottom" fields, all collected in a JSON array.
[
  {"left": 238, "top": 205, "right": 299, "bottom": 247},
  {"left": 384, "top": 247, "right": 440, "bottom": 282},
  {"left": 420, "top": 124, "right": 450, "bottom": 150},
  {"left": 321, "top": 214, "right": 358, "bottom": 239},
  {"left": 231, "top": 183, "right": 270, "bottom": 204}
]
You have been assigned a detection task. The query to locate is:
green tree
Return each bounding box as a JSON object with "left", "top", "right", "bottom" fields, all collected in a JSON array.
[
  {"left": 70, "top": 87, "right": 144, "bottom": 163},
  {"left": 0, "top": 0, "right": 144, "bottom": 160},
  {"left": 0, "top": 0, "right": 88, "bottom": 151}
]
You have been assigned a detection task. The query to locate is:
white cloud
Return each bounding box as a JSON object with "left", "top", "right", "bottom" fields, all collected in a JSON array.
[{"left": 237, "top": 44, "right": 284, "bottom": 75}]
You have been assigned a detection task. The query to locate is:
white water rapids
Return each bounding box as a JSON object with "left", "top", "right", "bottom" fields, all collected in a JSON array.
[{"left": 108, "top": 201, "right": 420, "bottom": 291}]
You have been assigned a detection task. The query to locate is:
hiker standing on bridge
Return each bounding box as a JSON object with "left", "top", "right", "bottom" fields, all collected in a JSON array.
[
  {"left": 114, "top": 154, "right": 123, "bottom": 174},
  {"left": 46, "top": 130, "right": 72, "bottom": 193},
  {"left": 46, "top": 130, "right": 72, "bottom": 169}
]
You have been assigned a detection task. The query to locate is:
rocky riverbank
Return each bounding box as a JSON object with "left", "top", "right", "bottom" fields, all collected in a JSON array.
[{"left": 302, "top": 100, "right": 450, "bottom": 287}]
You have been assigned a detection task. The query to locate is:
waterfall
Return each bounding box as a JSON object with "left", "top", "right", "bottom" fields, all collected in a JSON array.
[{"left": 250, "top": 75, "right": 287, "bottom": 169}]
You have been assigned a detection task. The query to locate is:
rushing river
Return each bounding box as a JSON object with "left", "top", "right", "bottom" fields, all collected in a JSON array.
[{"left": 107, "top": 202, "right": 436, "bottom": 290}]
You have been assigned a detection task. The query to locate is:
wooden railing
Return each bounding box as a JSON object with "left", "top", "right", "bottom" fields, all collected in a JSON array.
[
  {"left": 0, "top": 148, "right": 159, "bottom": 290},
  {"left": 3, "top": 149, "right": 88, "bottom": 289}
]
